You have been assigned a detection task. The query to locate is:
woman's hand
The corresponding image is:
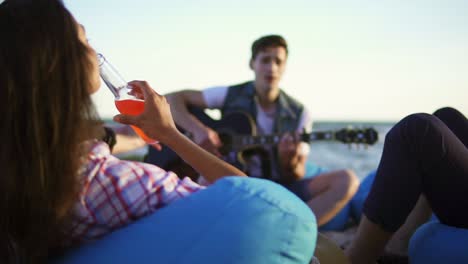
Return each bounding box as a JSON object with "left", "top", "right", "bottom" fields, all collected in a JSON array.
[
  {"left": 113, "top": 80, "right": 246, "bottom": 182},
  {"left": 113, "top": 80, "right": 179, "bottom": 147}
]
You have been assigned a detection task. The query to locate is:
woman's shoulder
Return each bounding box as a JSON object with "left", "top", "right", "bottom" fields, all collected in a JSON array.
[{"left": 85, "top": 140, "right": 112, "bottom": 158}]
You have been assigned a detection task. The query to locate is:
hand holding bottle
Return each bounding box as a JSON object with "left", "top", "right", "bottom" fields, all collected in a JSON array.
[
  {"left": 113, "top": 81, "right": 179, "bottom": 148},
  {"left": 98, "top": 54, "right": 162, "bottom": 150},
  {"left": 114, "top": 80, "right": 247, "bottom": 182}
]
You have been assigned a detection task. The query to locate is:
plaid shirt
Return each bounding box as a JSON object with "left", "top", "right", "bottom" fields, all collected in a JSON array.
[{"left": 69, "top": 141, "right": 204, "bottom": 243}]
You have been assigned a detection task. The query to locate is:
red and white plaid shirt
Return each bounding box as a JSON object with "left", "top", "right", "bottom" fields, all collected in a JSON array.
[{"left": 69, "top": 141, "right": 204, "bottom": 243}]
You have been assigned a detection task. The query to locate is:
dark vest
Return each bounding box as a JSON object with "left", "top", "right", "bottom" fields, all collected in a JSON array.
[
  {"left": 221, "top": 81, "right": 304, "bottom": 133},
  {"left": 220, "top": 81, "right": 304, "bottom": 182}
]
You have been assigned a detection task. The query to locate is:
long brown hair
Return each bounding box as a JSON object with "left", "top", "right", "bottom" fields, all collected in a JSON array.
[{"left": 0, "top": 0, "right": 100, "bottom": 261}]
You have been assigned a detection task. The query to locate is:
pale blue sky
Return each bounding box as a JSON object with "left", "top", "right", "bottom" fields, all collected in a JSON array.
[{"left": 65, "top": 0, "right": 467, "bottom": 121}]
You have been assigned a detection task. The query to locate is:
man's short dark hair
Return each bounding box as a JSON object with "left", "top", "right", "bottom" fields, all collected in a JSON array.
[{"left": 251, "top": 35, "right": 288, "bottom": 61}]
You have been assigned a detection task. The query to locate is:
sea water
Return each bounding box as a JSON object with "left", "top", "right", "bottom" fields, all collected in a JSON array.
[{"left": 308, "top": 122, "right": 394, "bottom": 180}]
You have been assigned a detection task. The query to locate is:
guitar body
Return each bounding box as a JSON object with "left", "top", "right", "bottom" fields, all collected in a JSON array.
[{"left": 144, "top": 108, "right": 261, "bottom": 180}]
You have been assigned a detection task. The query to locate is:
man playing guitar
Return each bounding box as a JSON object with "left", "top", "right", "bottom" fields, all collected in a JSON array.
[{"left": 163, "top": 35, "right": 359, "bottom": 228}]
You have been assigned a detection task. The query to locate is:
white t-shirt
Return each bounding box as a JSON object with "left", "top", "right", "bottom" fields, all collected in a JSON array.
[{"left": 202, "top": 85, "right": 312, "bottom": 180}]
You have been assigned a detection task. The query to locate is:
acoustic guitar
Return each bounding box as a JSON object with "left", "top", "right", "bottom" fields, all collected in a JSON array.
[{"left": 144, "top": 108, "right": 378, "bottom": 180}]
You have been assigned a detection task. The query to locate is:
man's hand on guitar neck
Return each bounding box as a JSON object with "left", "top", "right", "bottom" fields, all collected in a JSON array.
[{"left": 192, "top": 126, "right": 223, "bottom": 157}]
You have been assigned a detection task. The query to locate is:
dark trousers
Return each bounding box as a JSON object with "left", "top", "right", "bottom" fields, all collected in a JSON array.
[{"left": 363, "top": 107, "right": 468, "bottom": 232}]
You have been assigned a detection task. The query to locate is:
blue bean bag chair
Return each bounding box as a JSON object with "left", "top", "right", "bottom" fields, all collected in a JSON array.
[
  {"left": 349, "top": 170, "right": 468, "bottom": 263},
  {"left": 304, "top": 162, "right": 328, "bottom": 180},
  {"left": 409, "top": 220, "right": 468, "bottom": 264},
  {"left": 350, "top": 170, "right": 376, "bottom": 222},
  {"left": 52, "top": 177, "right": 317, "bottom": 264}
]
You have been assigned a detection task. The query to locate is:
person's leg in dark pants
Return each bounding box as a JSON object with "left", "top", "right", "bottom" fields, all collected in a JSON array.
[
  {"left": 346, "top": 110, "right": 468, "bottom": 264},
  {"left": 386, "top": 107, "right": 468, "bottom": 253},
  {"left": 433, "top": 107, "right": 468, "bottom": 147},
  {"left": 366, "top": 112, "right": 468, "bottom": 230}
]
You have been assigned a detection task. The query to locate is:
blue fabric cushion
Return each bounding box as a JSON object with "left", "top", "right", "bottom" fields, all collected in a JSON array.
[
  {"left": 350, "top": 170, "right": 376, "bottom": 222},
  {"left": 409, "top": 221, "right": 468, "bottom": 264},
  {"left": 304, "top": 162, "right": 328, "bottom": 179},
  {"left": 52, "top": 177, "right": 317, "bottom": 264}
]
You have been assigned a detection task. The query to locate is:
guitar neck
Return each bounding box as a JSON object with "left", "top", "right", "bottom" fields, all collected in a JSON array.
[
  {"left": 184, "top": 109, "right": 379, "bottom": 151},
  {"left": 232, "top": 131, "right": 334, "bottom": 147}
]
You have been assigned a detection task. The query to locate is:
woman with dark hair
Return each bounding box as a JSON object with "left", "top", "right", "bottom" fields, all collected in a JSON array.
[
  {"left": 345, "top": 107, "right": 468, "bottom": 264},
  {"left": 0, "top": 0, "right": 246, "bottom": 262}
]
